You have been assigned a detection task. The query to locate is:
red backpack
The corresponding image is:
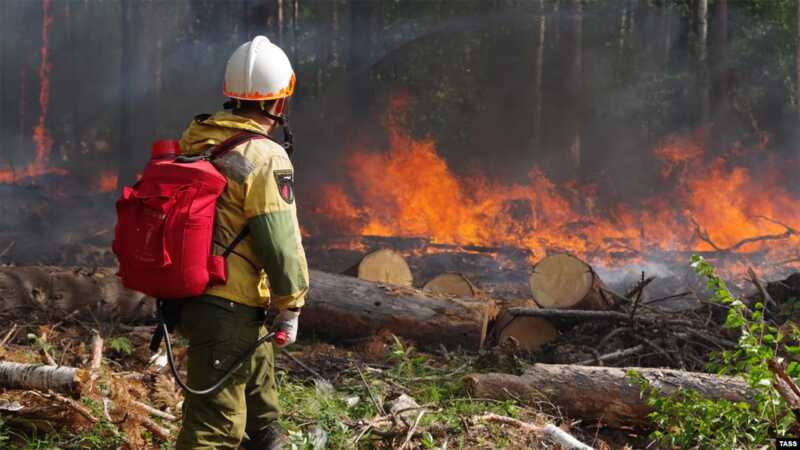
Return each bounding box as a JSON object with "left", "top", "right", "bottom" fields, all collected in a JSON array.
[{"left": 112, "top": 132, "right": 263, "bottom": 299}]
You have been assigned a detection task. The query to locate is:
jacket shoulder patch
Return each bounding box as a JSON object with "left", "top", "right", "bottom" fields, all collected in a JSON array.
[
  {"left": 213, "top": 151, "right": 255, "bottom": 184},
  {"left": 273, "top": 169, "right": 294, "bottom": 204}
]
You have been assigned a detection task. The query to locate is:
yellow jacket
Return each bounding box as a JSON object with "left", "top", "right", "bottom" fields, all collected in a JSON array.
[{"left": 179, "top": 112, "right": 309, "bottom": 310}]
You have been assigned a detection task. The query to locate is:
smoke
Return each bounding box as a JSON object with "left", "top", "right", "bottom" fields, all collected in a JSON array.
[{"left": 0, "top": 0, "right": 798, "bottom": 274}]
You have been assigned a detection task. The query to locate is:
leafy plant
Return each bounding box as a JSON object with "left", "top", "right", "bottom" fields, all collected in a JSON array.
[
  {"left": 107, "top": 336, "right": 133, "bottom": 355},
  {"left": 632, "top": 255, "right": 800, "bottom": 449}
]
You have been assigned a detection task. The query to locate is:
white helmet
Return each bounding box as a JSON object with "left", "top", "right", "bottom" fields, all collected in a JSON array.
[{"left": 223, "top": 36, "right": 295, "bottom": 101}]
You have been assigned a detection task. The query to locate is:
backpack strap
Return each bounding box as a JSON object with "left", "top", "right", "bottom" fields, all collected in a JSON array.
[
  {"left": 208, "top": 132, "right": 264, "bottom": 259},
  {"left": 222, "top": 226, "right": 251, "bottom": 258},
  {"left": 209, "top": 131, "right": 266, "bottom": 160}
]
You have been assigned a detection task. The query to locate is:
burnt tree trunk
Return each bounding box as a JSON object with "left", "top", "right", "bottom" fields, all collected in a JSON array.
[{"left": 464, "top": 364, "right": 752, "bottom": 427}]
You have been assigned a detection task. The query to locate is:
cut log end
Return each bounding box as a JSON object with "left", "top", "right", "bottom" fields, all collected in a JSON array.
[
  {"left": 422, "top": 272, "right": 477, "bottom": 298},
  {"left": 496, "top": 316, "right": 558, "bottom": 353},
  {"left": 530, "top": 254, "right": 612, "bottom": 310},
  {"left": 354, "top": 249, "right": 414, "bottom": 287}
]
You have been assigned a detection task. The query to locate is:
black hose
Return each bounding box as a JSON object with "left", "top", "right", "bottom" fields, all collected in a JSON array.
[{"left": 160, "top": 307, "right": 275, "bottom": 396}]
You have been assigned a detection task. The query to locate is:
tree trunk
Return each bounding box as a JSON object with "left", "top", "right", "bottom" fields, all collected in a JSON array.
[
  {"left": 696, "top": 0, "right": 709, "bottom": 123},
  {"left": 303, "top": 270, "right": 492, "bottom": 350},
  {"left": 529, "top": 254, "right": 614, "bottom": 310},
  {"left": 566, "top": 0, "right": 582, "bottom": 169},
  {"left": 796, "top": 0, "right": 800, "bottom": 121},
  {"left": 0, "top": 361, "right": 86, "bottom": 399},
  {"left": 532, "top": 0, "right": 546, "bottom": 148},
  {"left": 0, "top": 266, "right": 152, "bottom": 321},
  {"left": 118, "top": 0, "right": 137, "bottom": 190},
  {"left": 464, "top": 364, "right": 752, "bottom": 427}
]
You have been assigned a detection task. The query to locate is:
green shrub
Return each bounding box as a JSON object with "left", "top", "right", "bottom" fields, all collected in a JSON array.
[{"left": 632, "top": 255, "right": 800, "bottom": 449}]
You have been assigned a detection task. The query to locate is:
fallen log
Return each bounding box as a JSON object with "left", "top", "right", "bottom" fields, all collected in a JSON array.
[
  {"left": 0, "top": 266, "right": 151, "bottom": 321},
  {"left": 464, "top": 364, "right": 751, "bottom": 427},
  {"left": 303, "top": 270, "right": 492, "bottom": 350},
  {"left": 0, "top": 266, "right": 492, "bottom": 351},
  {"left": 529, "top": 254, "right": 615, "bottom": 310},
  {"left": 0, "top": 361, "right": 87, "bottom": 398},
  {"left": 505, "top": 307, "right": 694, "bottom": 327}
]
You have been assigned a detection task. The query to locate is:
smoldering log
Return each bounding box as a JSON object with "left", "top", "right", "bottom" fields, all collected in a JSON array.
[
  {"left": 464, "top": 364, "right": 752, "bottom": 427},
  {"left": 303, "top": 270, "right": 492, "bottom": 350},
  {"left": 0, "top": 362, "right": 86, "bottom": 398}
]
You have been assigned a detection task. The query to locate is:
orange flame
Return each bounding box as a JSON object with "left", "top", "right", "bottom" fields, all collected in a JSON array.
[
  {"left": 0, "top": 0, "right": 64, "bottom": 184},
  {"left": 311, "top": 98, "right": 800, "bottom": 273},
  {"left": 96, "top": 172, "right": 118, "bottom": 193}
]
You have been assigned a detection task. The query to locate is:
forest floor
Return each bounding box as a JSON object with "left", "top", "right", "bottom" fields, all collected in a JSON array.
[{"left": 0, "top": 308, "right": 648, "bottom": 450}]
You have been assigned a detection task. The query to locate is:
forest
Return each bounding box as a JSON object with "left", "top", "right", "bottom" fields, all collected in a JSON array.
[{"left": 2, "top": 0, "right": 800, "bottom": 449}]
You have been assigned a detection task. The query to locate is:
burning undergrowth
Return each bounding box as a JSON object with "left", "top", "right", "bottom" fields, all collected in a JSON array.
[{"left": 305, "top": 97, "right": 800, "bottom": 280}]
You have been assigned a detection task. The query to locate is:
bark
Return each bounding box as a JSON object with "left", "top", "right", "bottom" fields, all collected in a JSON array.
[
  {"left": 796, "top": 0, "right": 800, "bottom": 121},
  {"left": 696, "top": 0, "right": 709, "bottom": 122},
  {"left": 566, "top": 0, "right": 582, "bottom": 168},
  {"left": 0, "top": 361, "right": 86, "bottom": 398},
  {"left": 0, "top": 266, "right": 490, "bottom": 351},
  {"left": 0, "top": 266, "right": 152, "bottom": 321},
  {"left": 532, "top": 0, "right": 546, "bottom": 147},
  {"left": 529, "top": 254, "right": 615, "bottom": 310},
  {"left": 464, "top": 363, "right": 752, "bottom": 427},
  {"left": 303, "top": 270, "right": 492, "bottom": 350}
]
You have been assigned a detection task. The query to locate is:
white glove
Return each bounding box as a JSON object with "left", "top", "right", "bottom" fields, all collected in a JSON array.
[{"left": 272, "top": 309, "right": 300, "bottom": 348}]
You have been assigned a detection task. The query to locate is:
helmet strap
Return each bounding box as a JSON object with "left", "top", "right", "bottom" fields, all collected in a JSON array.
[{"left": 260, "top": 101, "right": 294, "bottom": 157}]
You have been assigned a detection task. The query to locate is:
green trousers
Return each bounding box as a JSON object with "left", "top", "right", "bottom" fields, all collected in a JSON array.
[{"left": 175, "top": 295, "right": 280, "bottom": 450}]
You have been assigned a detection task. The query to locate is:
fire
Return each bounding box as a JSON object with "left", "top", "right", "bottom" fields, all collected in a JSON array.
[
  {"left": 96, "top": 172, "right": 118, "bottom": 193},
  {"left": 0, "top": 0, "right": 63, "bottom": 184},
  {"left": 310, "top": 98, "right": 800, "bottom": 273}
]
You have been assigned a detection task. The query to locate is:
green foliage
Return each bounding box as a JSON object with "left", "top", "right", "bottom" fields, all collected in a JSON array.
[
  {"left": 632, "top": 255, "right": 800, "bottom": 449},
  {"left": 107, "top": 336, "right": 133, "bottom": 356},
  {"left": 27, "top": 333, "right": 56, "bottom": 361}
]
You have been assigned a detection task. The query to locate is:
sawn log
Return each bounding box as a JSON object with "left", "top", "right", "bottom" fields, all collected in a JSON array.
[
  {"left": 303, "top": 270, "right": 492, "bottom": 351},
  {"left": 464, "top": 363, "right": 752, "bottom": 427}
]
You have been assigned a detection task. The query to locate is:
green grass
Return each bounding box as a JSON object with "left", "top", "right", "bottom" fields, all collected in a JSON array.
[{"left": 278, "top": 337, "right": 524, "bottom": 449}]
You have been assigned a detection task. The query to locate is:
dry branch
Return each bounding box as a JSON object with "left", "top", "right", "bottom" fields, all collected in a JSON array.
[{"left": 475, "top": 413, "right": 594, "bottom": 450}]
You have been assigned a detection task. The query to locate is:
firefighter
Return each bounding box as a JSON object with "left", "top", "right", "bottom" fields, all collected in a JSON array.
[{"left": 174, "top": 36, "right": 308, "bottom": 450}]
